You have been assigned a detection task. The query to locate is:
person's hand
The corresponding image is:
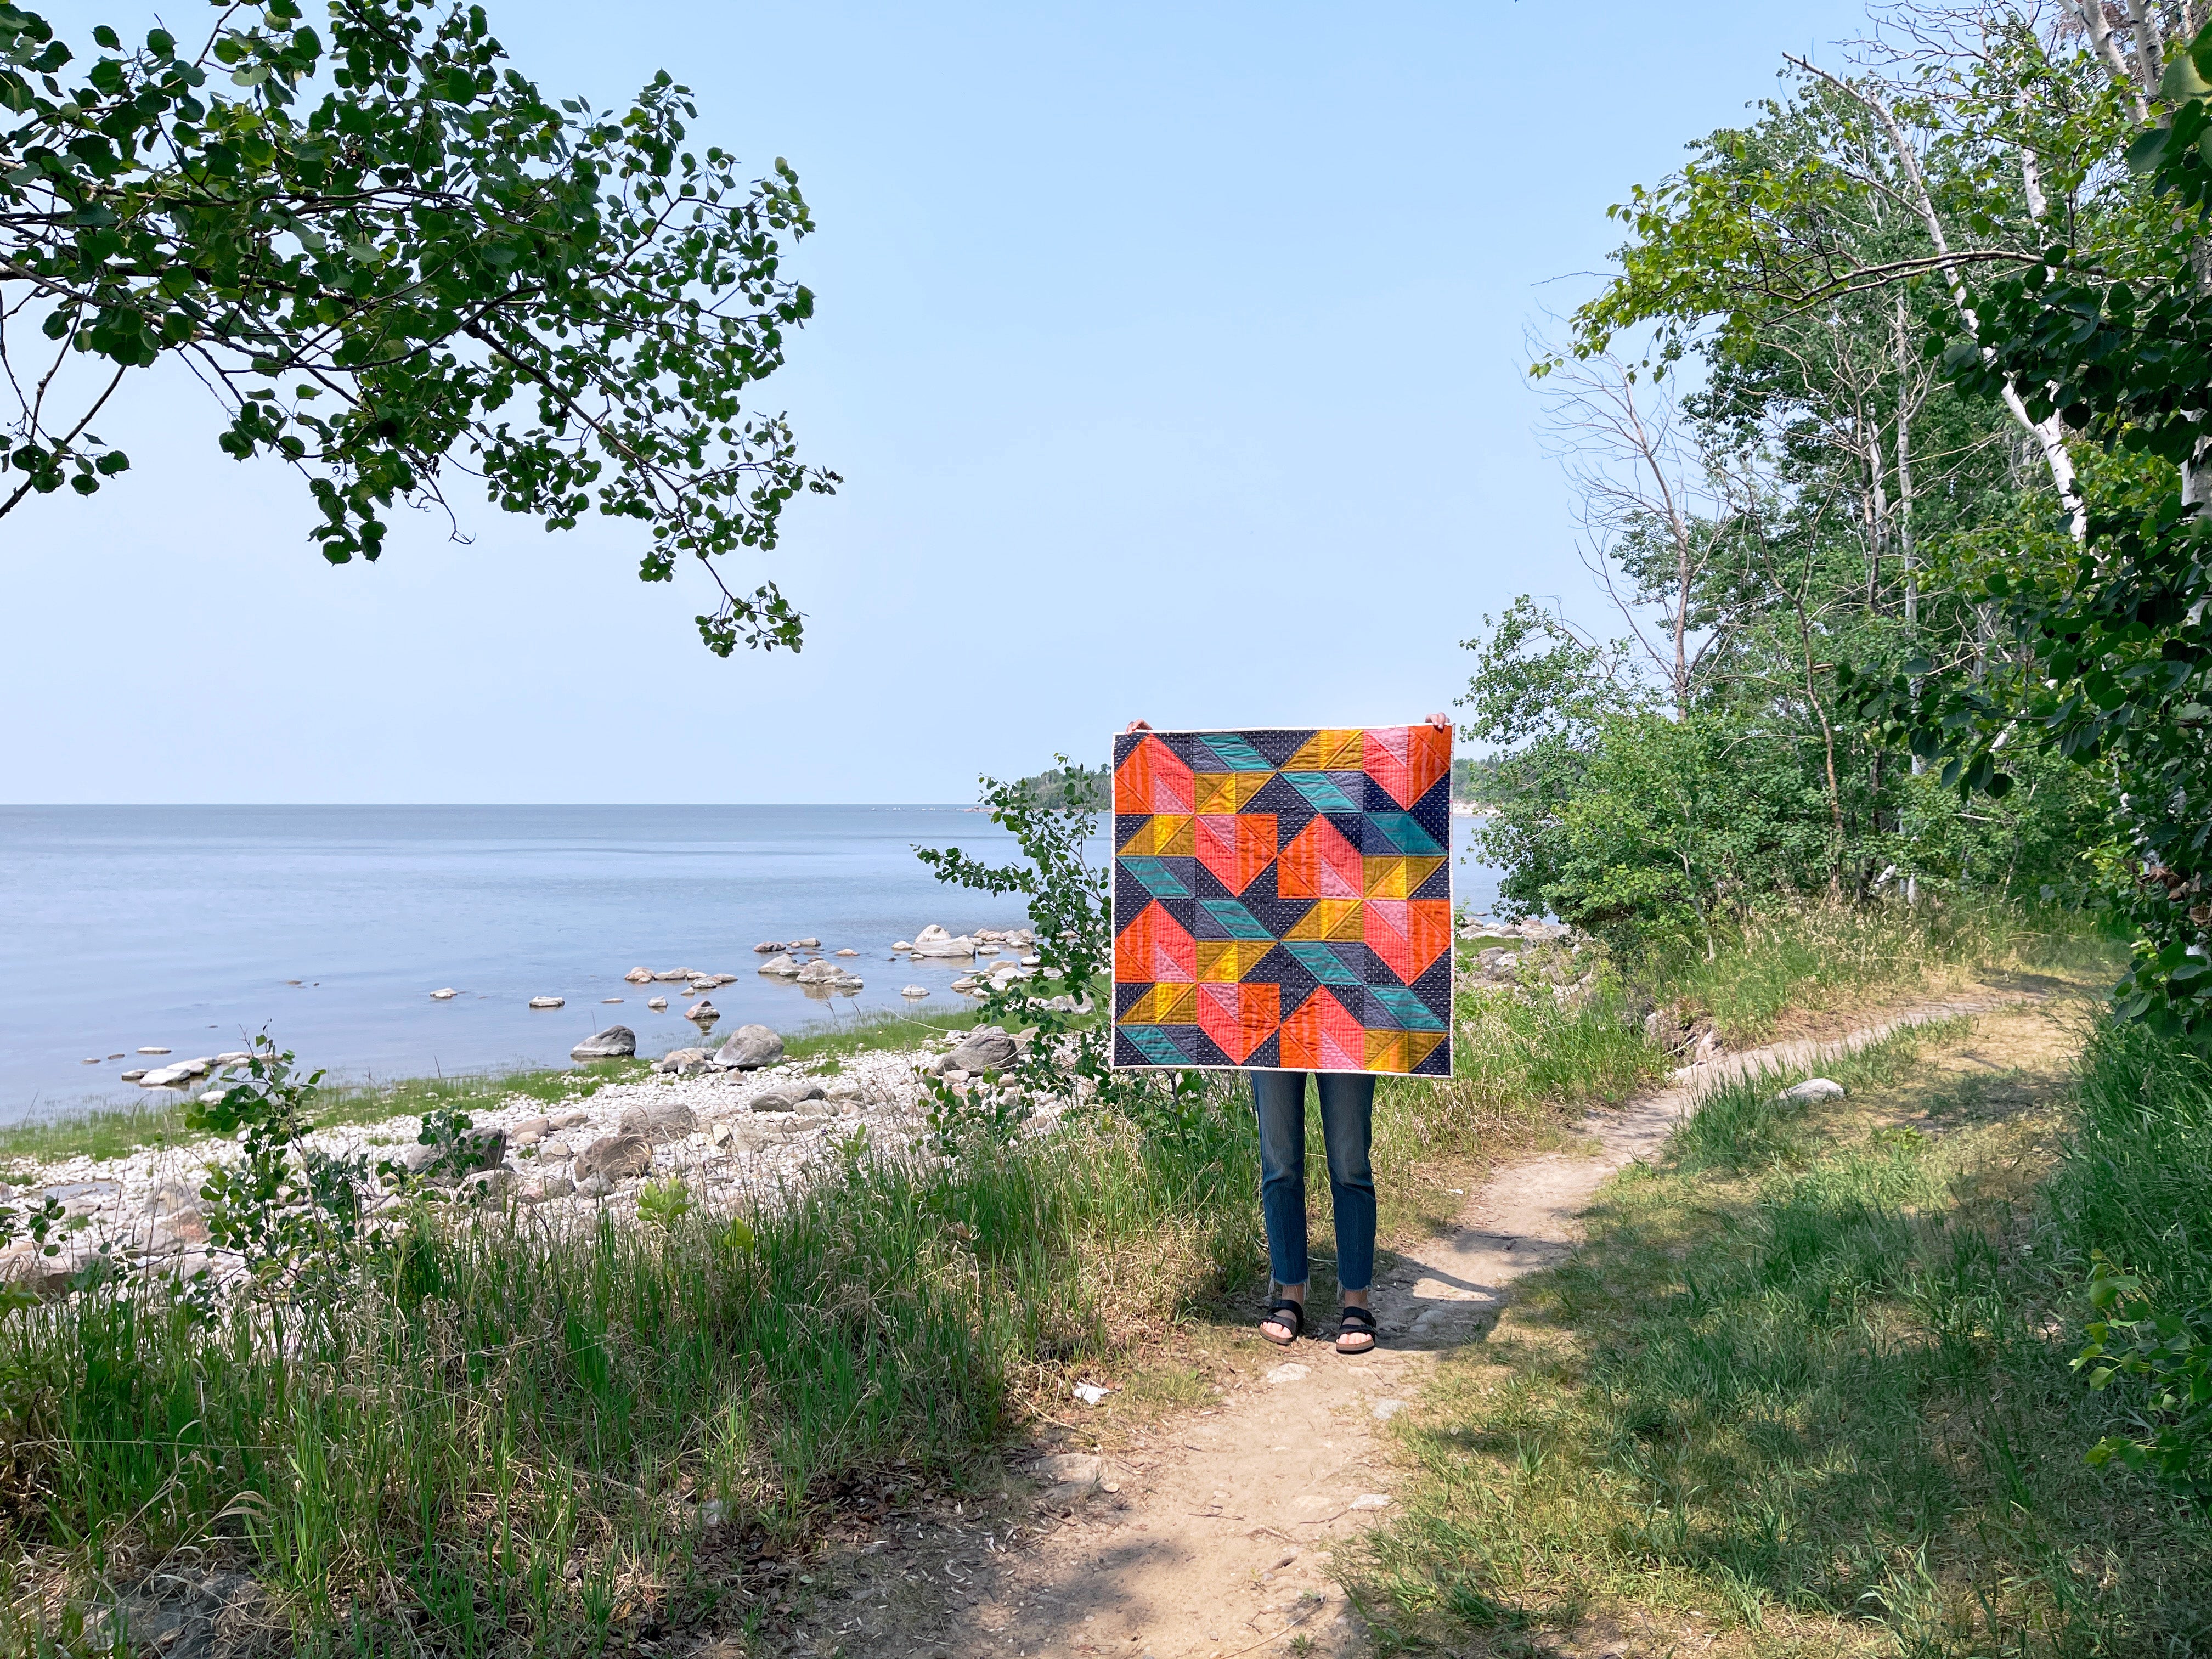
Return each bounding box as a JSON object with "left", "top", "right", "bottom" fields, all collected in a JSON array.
[
  {"left": 1123, "top": 719, "right": 1152, "bottom": 733},
  {"left": 1426, "top": 712, "right": 1451, "bottom": 730}
]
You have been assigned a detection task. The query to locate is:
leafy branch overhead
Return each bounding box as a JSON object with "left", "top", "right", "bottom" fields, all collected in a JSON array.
[{"left": 0, "top": 0, "right": 836, "bottom": 653}]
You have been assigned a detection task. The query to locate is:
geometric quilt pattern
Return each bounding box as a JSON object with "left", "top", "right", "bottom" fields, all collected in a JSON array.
[{"left": 1110, "top": 725, "right": 1454, "bottom": 1075}]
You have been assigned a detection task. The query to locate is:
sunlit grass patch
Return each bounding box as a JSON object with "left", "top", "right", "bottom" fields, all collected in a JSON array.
[
  {"left": 1352, "top": 1008, "right": 2212, "bottom": 1657},
  {"left": 1651, "top": 900, "right": 2117, "bottom": 1044}
]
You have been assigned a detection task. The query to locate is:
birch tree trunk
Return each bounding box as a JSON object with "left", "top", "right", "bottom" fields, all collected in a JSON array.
[{"left": 1790, "top": 56, "right": 2087, "bottom": 541}]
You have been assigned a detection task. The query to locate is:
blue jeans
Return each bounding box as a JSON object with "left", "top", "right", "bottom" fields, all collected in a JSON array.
[{"left": 1250, "top": 1070, "right": 1377, "bottom": 1294}]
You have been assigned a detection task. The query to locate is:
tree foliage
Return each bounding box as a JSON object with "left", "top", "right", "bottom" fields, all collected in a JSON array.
[
  {"left": 1843, "top": 15, "right": 2212, "bottom": 1039},
  {"left": 0, "top": 0, "right": 834, "bottom": 652},
  {"left": 1470, "top": 14, "right": 2129, "bottom": 963}
]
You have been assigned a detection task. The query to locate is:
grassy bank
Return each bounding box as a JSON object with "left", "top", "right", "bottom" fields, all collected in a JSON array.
[
  {"left": 1, "top": 1081, "right": 1261, "bottom": 1654},
  {"left": 1354, "top": 997, "right": 2212, "bottom": 1656}
]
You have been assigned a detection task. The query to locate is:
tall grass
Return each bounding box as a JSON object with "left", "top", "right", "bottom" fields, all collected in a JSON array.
[
  {"left": 1354, "top": 1013, "right": 2212, "bottom": 1657},
  {"left": 1648, "top": 896, "right": 2112, "bottom": 1041},
  {"left": 0, "top": 1088, "right": 1259, "bottom": 1652},
  {"left": 2046, "top": 1016, "right": 2212, "bottom": 1310}
]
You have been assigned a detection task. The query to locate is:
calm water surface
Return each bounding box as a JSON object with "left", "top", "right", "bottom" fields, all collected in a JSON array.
[{"left": 0, "top": 805, "right": 1500, "bottom": 1121}]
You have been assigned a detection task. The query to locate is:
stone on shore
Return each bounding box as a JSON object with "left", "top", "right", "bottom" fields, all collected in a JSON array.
[
  {"left": 120, "top": 1069, "right": 148, "bottom": 1083},
  {"left": 653, "top": 1047, "right": 714, "bottom": 1075},
  {"left": 714, "top": 1025, "right": 785, "bottom": 1070},
  {"left": 460, "top": 1169, "right": 513, "bottom": 1201},
  {"left": 430, "top": 988, "right": 457, "bottom": 1000},
  {"left": 791, "top": 936, "right": 821, "bottom": 949},
  {"left": 647, "top": 996, "right": 668, "bottom": 1011},
  {"left": 911, "top": 932, "right": 977, "bottom": 959},
  {"left": 571, "top": 1026, "right": 636, "bottom": 1061},
  {"left": 1776, "top": 1077, "right": 1845, "bottom": 1104},
  {"left": 834, "top": 947, "right": 859, "bottom": 957},
  {"left": 618, "top": 1101, "right": 698, "bottom": 1142},
  {"left": 624, "top": 966, "right": 656, "bottom": 984},
  {"left": 652, "top": 968, "right": 696, "bottom": 981},
  {"left": 575, "top": 1133, "right": 652, "bottom": 1183},
  {"left": 900, "top": 985, "right": 930, "bottom": 998},
  {"left": 402, "top": 1127, "right": 507, "bottom": 1176},
  {"left": 748, "top": 1091, "right": 793, "bottom": 1113},
  {"left": 682, "top": 1000, "right": 719, "bottom": 1025},
  {"left": 753, "top": 941, "right": 785, "bottom": 953},
  {"left": 528, "top": 996, "right": 565, "bottom": 1009},
  {"left": 939, "top": 1027, "right": 1018, "bottom": 1076},
  {"left": 757, "top": 953, "right": 801, "bottom": 978}
]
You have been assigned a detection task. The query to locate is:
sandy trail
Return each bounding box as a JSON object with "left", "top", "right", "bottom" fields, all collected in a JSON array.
[{"left": 800, "top": 997, "right": 2021, "bottom": 1659}]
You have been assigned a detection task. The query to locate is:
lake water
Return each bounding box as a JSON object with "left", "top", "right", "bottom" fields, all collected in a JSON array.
[{"left": 0, "top": 805, "right": 1502, "bottom": 1121}]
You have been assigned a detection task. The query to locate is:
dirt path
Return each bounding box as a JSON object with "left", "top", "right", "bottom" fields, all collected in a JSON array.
[{"left": 788, "top": 996, "right": 2026, "bottom": 1659}]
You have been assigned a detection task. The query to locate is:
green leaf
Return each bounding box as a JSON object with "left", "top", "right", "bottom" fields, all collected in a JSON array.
[
  {"left": 2126, "top": 127, "right": 2172, "bottom": 174},
  {"left": 2163, "top": 50, "right": 2212, "bottom": 105}
]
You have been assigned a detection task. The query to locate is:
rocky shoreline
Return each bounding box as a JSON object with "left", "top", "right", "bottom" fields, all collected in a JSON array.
[
  {"left": 92, "top": 924, "right": 1050, "bottom": 1088},
  {"left": 3, "top": 1023, "right": 1067, "bottom": 1299}
]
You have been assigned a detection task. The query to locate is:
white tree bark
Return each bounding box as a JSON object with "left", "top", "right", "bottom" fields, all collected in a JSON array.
[
  {"left": 1790, "top": 55, "right": 2086, "bottom": 540},
  {"left": 2074, "top": 0, "right": 2153, "bottom": 120}
]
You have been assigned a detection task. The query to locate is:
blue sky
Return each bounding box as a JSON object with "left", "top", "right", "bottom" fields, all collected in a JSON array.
[{"left": 5, "top": 1, "right": 1866, "bottom": 803}]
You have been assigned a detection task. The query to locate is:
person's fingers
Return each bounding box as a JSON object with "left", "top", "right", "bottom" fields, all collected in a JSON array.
[
  {"left": 1122, "top": 719, "right": 1152, "bottom": 733},
  {"left": 1426, "top": 712, "right": 1451, "bottom": 729}
]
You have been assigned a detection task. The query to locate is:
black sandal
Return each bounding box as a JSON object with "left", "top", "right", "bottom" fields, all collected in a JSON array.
[
  {"left": 1260, "top": 1299, "right": 1305, "bottom": 1346},
  {"left": 1335, "top": 1306, "right": 1378, "bottom": 1355}
]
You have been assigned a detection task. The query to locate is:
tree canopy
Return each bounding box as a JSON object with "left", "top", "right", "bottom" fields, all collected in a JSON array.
[
  {"left": 0, "top": 0, "right": 834, "bottom": 653},
  {"left": 1465, "top": 4, "right": 2189, "bottom": 1000}
]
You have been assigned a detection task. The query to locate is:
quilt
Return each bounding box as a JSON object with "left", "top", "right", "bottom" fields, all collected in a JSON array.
[{"left": 1109, "top": 725, "right": 1454, "bottom": 1076}]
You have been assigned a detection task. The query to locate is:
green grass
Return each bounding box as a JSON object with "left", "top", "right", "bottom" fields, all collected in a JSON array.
[
  {"left": 2046, "top": 1016, "right": 2212, "bottom": 1311},
  {"left": 0, "top": 1059, "right": 657, "bottom": 1170},
  {"left": 1353, "top": 1011, "right": 2212, "bottom": 1657},
  {"left": 0, "top": 1076, "right": 1260, "bottom": 1655},
  {"left": 1648, "top": 899, "right": 2118, "bottom": 1043},
  {"left": 1664, "top": 1017, "right": 1969, "bottom": 1174}
]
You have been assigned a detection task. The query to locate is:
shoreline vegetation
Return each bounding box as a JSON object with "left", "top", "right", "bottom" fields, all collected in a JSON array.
[
  {"left": 3, "top": 889, "right": 2167, "bottom": 1657},
  {"left": 0, "top": 1001, "right": 1014, "bottom": 1175}
]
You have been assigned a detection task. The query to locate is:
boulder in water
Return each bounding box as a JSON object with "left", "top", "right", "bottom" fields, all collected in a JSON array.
[{"left": 572, "top": 1026, "right": 636, "bottom": 1061}]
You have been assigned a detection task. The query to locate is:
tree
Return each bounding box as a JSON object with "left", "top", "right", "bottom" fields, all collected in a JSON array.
[
  {"left": 1851, "top": 15, "right": 2212, "bottom": 1040},
  {"left": 1469, "top": 20, "right": 2120, "bottom": 945},
  {"left": 0, "top": 0, "right": 836, "bottom": 654}
]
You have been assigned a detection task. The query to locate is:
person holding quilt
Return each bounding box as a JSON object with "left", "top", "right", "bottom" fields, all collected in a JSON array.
[{"left": 1122, "top": 713, "right": 1452, "bottom": 1357}]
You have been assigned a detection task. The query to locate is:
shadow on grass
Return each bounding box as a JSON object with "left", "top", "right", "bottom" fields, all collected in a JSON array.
[{"left": 1353, "top": 1014, "right": 2212, "bottom": 1657}]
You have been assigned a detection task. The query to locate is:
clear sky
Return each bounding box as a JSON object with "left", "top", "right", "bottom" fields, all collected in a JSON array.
[{"left": 4, "top": 1, "right": 1867, "bottom": 803}]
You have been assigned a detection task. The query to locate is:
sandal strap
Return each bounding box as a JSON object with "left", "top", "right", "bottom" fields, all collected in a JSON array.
[
  {"left": 1339, "top": 1306, "right": 1378, "bottom": 1333},
  {"left": 1263, "top": 1299, "right": 1306, "bottom": 1336}
]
